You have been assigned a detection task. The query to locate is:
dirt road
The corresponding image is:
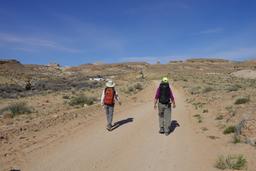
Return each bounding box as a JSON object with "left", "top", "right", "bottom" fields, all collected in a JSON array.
[{"left": 22, "top": 85, "right": 219, "bottom": 171}]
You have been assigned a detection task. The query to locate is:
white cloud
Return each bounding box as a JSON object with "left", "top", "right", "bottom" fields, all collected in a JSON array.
[{"left": 0, "top": 32, "right": 82, "bottom": 53}]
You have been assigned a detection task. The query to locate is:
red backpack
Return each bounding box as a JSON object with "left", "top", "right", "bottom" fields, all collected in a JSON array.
[{"left": 104, "top": 87, "right": 115, "bottom": 105}]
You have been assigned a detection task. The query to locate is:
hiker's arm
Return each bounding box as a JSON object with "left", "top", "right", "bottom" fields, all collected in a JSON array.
[
  {"left": 169, "top": 87, "right": 176, "bottom": 108},
  {"left": 154, "top": 98, "right": 158, "bottom": 109},
  {"left": 154, "top": 88, "right": 160, "bottom": 109},
  {"left": 115, "top": 91, "right": 121, "bottom": 105}
]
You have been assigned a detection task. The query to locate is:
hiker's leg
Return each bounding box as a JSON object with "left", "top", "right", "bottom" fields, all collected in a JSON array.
[
  {"left": 164, "top": 104, "right": 172, "bottom": 133},
  {"left": 158, "top": 103, "right": 164, "bottom": 129},
  {"left": 105, "top": 106, "right": 111, "bottom": 127},
  {"left": 108, "top": 106, "right": 114, "bottom": 126}
]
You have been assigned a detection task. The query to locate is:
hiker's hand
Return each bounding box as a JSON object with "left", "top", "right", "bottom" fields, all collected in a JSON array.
[
  {"left": 118, "top": 101, "right": 122, "bottom": 105},
  {"left": 173, "top": 103, "right": 176, "bottom": 108},
  {"left": 154, "top": 104, "right": 157, "bottom": 109}
]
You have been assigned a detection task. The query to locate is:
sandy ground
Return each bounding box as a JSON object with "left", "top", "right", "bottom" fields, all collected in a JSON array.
[{"left": 17, "top": 82, "right": 225, "bottom": 171}]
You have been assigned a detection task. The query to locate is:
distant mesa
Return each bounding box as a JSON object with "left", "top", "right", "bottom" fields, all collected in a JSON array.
[
  {"left": 0, "top": 59, "right": 21, "bottom": 65},
  {"left": 94, "top": 61, "right": 104, "bottom": 65},
  {"left": 169, "top": 60, "right": 183, "bottom": 63},
  {"left": 47, "top": 63, "right": 60, "bottom": 68},
  {"left": 186, "top": 58, "right": 229, "bottom": 63}
]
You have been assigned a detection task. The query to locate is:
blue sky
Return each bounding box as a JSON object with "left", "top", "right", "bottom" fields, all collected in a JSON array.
[{"left": 0, "top": 0, "right": 256, "bottom": 65}]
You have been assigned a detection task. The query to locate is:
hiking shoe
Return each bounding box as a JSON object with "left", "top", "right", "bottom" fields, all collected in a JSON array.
[
  {"left": 165, "top": 130, "right": 170, "bottom": 136},
  {"left": 159, "top": 128, "right": 164, "bottom": 134},
  {"left": 106, "top": 124, "right": 112, "bottom": 131}
]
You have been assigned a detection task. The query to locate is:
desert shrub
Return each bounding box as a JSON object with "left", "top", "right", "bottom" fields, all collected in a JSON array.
[
  {"left": 223, "top": 126, "right": 235, "bottom": 134},
  {"left": 192, "top": 102, "right": 205, "bottom": 110},
  {"left": 202, "top": 86, "right": 214, "bottom": 93},
  {"left": 233, "top": 135, "right": 241, "bottom": 144},
  {"left": 62, "top": 95, "right": 70, "bottom": 99},
  {"left": 69, "top": 95, "right": 96, "bottom": 106},
  {"left": 225, "top": 105, "right": 236, "bottom": 116},
  {"left": 215, "top": 115, "right": 224, "bottom": 120},
  {"left": 134, "top": 83, "right": 143, "bottom": 90},
  {"left": 127, "top": 86, "right": 135, "bottom": 92},
  {"left": 189, "top": 86, "right": 201, "bottom": 95},
  {"left": 203, "top": 109, "right": 208, "bottom": 113},
  {"left": 215, "top": 155, "right": 247, "bottom": 170},
  {"left": 234, "top": 96, "right": 250, "bottom": 105},
  {"left": 124, "top": 83, "right": 143, "bottom": 94},
  {"left": 193, "top": 114, "right": 202, "bottom": 123},
  {"left": 1, "top": 102, "right": 32, "bottom": 117},
  {"left": 225, "top": 84, "right": 241, "bottom": 92}
]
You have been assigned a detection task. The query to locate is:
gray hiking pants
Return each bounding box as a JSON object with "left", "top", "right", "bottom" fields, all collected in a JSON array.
[
  {"left": 104, "top": 105, "right": 114, "bottom": 127},
  {"left": 158, "top": 103, "right": 172, "bottom": 132}
]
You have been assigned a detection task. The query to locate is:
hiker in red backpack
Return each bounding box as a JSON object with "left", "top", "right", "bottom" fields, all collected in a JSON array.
[
  {"left": 101, "top": 80, "right": 121, "bottom": 131},
  {"left": 154, "top": 77, "right": 176, "bottom": 135}
]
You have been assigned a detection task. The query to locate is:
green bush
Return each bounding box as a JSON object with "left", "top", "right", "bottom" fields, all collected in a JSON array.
[
  {"left": 215, "top": 155, "right": 247, "bottom": 170},
  {"left": 69, "top": 95, "right": 96, "bottom": 106},
  {"left": 234, "top": 96, "right": 250, "bottom": 105},
  {"left": 223, "top": 126, "right": 235, "bottom": 134}
]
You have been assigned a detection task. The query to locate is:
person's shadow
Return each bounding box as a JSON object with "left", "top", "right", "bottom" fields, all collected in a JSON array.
[
  {"left": 111, "top": 118, "right": 134, "bottom": 131},
  {"left": 168, "top": 120, "right": 180, "bottom": 134}
]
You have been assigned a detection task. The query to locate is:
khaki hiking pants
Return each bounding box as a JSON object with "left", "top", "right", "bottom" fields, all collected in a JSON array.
[{"left": 158, "top": 103, "right": 172, "bottom": 133}]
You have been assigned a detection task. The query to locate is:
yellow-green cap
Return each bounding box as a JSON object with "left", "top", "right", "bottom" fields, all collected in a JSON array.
[{"left": 162, "top": 77, "right": 168, "bottom": 83}]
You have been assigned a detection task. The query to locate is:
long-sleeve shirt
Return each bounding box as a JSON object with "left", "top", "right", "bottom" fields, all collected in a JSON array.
[
  {"left": 100, "top": 88, "right": 120, "bottom": 105},
  {"left": 155, "top": 85, "right": 175, "bottom": 102}
]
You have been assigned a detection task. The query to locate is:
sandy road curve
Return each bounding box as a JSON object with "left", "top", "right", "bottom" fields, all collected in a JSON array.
[{"left": 22, "top": 85, "right": 218, "bottom": 171}]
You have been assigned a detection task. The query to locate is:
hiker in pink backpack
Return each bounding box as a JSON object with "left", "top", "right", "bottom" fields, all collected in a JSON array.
[{"left": 101, "top": 80, "right": 121, "bottom": 131}]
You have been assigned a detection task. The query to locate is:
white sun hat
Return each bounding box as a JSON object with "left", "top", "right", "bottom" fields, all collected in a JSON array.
[{"left": 106, "top": 80, "right": 115, "bottom": 87}]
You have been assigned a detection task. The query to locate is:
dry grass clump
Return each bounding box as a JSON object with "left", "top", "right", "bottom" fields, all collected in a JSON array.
[
  {"left": 188, "top": 85, "right": 214, "bottom": 94},
  {"left": 188, "top": 86, "right": 201, "bottom": 95},
  {"left": 121, "top": 82, "right": 144, "bottom": 94},
  {"left": 68, "top": 94, "right": 97, "bottom": 106},
  {"left": 62, "top": 95, "right": 70, "bottom": 99},
  {"left": 192, "top": 102, "right": 205, "bottom": 110},
  {"left": 201, "top": 86, "right": 214, "bottom": 93},
  {"left": 215, "top": 115, "right": 224, "bottom": 120},
  {"left": 0, "top": 102, "right": 32, "bottom": 117},
  {"left": 225, "top": 84, "right": 241, "bottom": 92},
  {"left": 234, "top": 96, "right": 250, "bottom": 105},
  {"left": 215, "top": 155, "right": 247, "bottom": 170},
  {"left": 193, "top": 114, "right": 203, "bottom": 123},
  {"left": 233, "top": 135, "right": 241, "bottom": 144},
  {"left": 133, "top": 82, "right": 143, "bottom": 90},
  {"left": 223, "top": 126, "right": 235, "bottom": 134}
]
